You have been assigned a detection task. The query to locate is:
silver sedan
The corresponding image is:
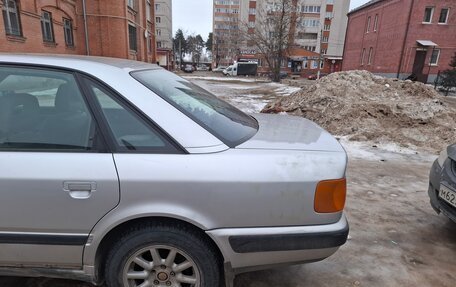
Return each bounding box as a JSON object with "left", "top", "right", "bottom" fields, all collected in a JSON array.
[{"left": 0, "top": 54, "right": 348, "bottom": 287}]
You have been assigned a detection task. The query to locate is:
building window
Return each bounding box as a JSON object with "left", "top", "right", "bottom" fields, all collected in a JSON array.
[
  {"left": 423, "top": 7, "right": 434, "bottom": 23},
  {"left": 368, "top": 47, "right": 373, "bottom": 65},
  {"left": 322, "top": 36, "right": 329, "bottom": 43},
  {"left": 311, "top": 60, "right": 318, "bottom": 69},
  {"left": 430, "top": 49, "right": 440, "bottom": 65},
  {"left": 2, "top": 0, "right": 22, "bottom": 36},
  {"left": 304, "top": 46, "right": 316, "bottom": 52},
  {"left": 439, "top": 8, "right": 449, "bottom": 24},
  {"left": 128, "top": 24, "right": 137, "bottom": 51},
  {"left": 146, "top": 1, "right": 151, "bottom": 21},
  {"left": 157, "top": 41, "right": 162, "bottom": 48},
  {"left": 373, "top": 14, "right": 378, "bottom": 31},
  {"left": 155, "top": 3, "right": 160, "bottom": 11},
  {"left": 147, "top": 32, "right": 152, "bottom": 53},
  {"left": 301, "top": 19, "right": 320, "bottom": 27},
  {"left": 361, "top": 48, "right": 366, "bottom": 65},
  {"left": 127, "top": 0, "right": 135, "bottom": 9},
  {"left": 303, "top": 60, "right": 308, "bottom": 68},
  {"left": 301, "top": 6, "right": 321, "bottom": 13},
  {"left": 320, "top": 61, "right": 324, "bottom": 69},
  {"left": 41, "top": 11, "right": 54, "bottom": 42},
  {"left": 156, "top": 17, "right": 161, "bottom": 23},
  {"left": 63, "top": 18, "right": 74, "bottom": 47},
  {"left": 366, "top": 16, "right": 371, "bottom": 33}
]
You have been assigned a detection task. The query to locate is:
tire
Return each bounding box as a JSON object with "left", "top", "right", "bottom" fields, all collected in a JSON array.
[{"left": 104, "top": 222, "right": 222, "bottom": 287}]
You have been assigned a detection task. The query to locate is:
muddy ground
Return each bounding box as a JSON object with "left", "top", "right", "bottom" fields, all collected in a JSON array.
[{"left": 1, "top": 74, "right": 455, "bottom": 287}]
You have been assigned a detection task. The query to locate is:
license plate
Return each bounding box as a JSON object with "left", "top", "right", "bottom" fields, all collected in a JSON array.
[{"left": 439, "top": 184, "right": 456, "bottom": 208}]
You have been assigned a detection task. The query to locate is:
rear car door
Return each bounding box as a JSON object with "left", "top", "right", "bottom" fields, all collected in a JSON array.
[{"left": 0, "top": 65, "right": 119, "bottom": 268}]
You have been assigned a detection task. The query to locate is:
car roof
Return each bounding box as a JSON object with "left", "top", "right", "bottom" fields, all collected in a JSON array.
[{"left": 0, "top": 53, "right": 160, "bottom": 73}]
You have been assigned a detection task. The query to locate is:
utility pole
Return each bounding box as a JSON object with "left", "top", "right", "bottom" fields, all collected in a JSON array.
[
  {"left": 317, "top": 16, "right": 333, "bottom": 80},
  {"left": 317, "top": 28, "right": 323, "bottom": 80},
  {"left": 179, "top": 38, "right": 182, "bottom": 70}
]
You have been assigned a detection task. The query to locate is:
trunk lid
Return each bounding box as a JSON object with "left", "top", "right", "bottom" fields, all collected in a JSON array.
[{"left": 236, "top": 114, "right": 345, "bottom": 153}]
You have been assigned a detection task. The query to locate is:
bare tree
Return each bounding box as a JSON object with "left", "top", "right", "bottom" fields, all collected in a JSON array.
[
  {"left": 240, "top": 0, "right": 297, "bottom": 82},
  {"left": 187, "top": 34, "right": 205, "bottom": 65}
]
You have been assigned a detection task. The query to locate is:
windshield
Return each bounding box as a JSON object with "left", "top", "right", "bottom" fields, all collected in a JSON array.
[{"left": 131, "top": 69, "right": 258, "bottom": 147}]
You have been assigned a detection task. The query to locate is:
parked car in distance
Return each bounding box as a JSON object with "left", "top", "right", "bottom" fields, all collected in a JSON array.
[
  {"left": 428, "top": 144, "right": 456, "bottom": 222},
  {"left": 184, "top": 64, "right": 194, "bottom": 73},
  {"left": 269, "top": 71, "right": 289, "bottom": 80},
  {"left": 213, "top": 66, "right": 227, "bottom": 73},
  {"left": 0, "top": 54, "right": 349, "bottom": 287},
  {"left": 223, "top": 62, "right": 258, "bottom": 76},
  {"left": 196, "top": 65, "right": 209, "bottom": 71},
  {"left": 308, "top": 73, "right": 328, "bottom": 80}
]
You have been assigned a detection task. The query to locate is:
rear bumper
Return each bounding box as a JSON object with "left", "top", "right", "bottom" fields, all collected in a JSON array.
[
  {"left": 229, "top": 225, "right": 348, "bottom": 253},
  {"left": 207, "top": 214, "right": 349, "bottom": 273}
]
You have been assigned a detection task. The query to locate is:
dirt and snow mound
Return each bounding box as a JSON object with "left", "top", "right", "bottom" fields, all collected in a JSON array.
[{"left": 262, "top": 70, "right": 456, "bottom": 152}]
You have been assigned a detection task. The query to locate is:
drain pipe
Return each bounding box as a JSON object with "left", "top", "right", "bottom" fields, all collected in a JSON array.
[
  {"left": 397, "top": 0, "right": 414, "bottom": 79},
  {"left": 82, "top": 0, "right": 90, "bottom": 55}
]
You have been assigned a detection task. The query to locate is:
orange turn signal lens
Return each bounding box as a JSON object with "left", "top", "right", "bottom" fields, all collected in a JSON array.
[{"left": 314, "top": 178, "right": 347, "bottom": 213}]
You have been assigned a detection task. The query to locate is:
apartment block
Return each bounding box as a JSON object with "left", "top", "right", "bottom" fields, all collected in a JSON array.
[
  {"left": 154, "top": 0, "right": 173, "bottom": 69},
  {"left": 213, "top": 0, "right": 242, "bottom": 67},
  {"left": 343, "top": 0, "right": 455, "bottom": 83},
  {"left": 212, "top": 0, "right": 349, "bottom": 76},
  {"left": 1, "top": 0, "right": 157, "bottom": 63}
]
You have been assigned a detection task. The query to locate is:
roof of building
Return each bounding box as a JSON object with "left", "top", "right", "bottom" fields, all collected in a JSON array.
[{"left": 348, "top": 0, "right": 385, "bottom": 15}]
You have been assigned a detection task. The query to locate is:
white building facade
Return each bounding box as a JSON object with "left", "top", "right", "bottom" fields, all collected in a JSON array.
[
  {"left": 213, "top": 0, "right": 349, "bottom": 73},
  {"left": 155, "top": 0, "right": 173, "bottom": 69}
]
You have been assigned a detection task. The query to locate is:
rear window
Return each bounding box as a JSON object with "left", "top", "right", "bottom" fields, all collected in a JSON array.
[{"left": 131, "top": 69, "right": 258, "bottom": 147}]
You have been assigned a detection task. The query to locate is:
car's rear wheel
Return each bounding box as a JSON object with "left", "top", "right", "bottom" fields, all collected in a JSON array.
[{"left": 104, "top": 223, "right": 222, "bottom": 287}]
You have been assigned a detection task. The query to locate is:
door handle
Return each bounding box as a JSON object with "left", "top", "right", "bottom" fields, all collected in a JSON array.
[{"left": 63, "top": 182, "right": 97, "bottom": 199}]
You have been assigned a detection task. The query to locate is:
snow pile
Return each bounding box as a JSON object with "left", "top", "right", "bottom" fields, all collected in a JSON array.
[{"left": 262, "top": 70, "right": 456, "bottom": 152}]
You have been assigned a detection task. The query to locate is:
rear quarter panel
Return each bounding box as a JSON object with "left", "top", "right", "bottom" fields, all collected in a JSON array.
[{"left": 84, "top": 148, "right": 347, "bottom": 265}]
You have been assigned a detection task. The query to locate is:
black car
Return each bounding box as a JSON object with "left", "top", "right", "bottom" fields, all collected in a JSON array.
[{"left": 428, "top": 144, "right": 456, "bottom": 222}]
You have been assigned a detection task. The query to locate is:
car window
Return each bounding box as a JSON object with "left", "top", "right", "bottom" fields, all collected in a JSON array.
[
  {"left": 131, "top": 69, "right": 259, "bottom": 147},
  {"left": 83, "top": 77, "right": 180, "bottom": 153},
  {"left": 0, "top": 66, "right": 96, "bottom": 151}
]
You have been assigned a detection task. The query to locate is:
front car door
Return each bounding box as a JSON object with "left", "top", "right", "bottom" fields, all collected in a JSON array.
[{"left": 0, "top": 65, "right": 119, "bottom": 268}]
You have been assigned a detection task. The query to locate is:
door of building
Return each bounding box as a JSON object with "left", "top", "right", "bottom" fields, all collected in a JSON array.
[{"left": 412, "top": 50, "right": 428, "bottom": 83}]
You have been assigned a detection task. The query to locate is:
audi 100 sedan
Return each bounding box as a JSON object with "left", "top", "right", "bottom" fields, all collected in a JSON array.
[{"left": 0, "top": 54, "right": 349, "bottom": 287}]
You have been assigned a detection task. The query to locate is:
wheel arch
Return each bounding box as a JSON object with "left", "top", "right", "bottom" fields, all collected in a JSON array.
[{"left": 91, "top": 216, "right": 225, "bottom": 284}]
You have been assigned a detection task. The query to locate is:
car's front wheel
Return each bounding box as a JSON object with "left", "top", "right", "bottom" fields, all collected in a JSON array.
[{"left": 104, "top": 223, "right": 222, "bottom": 287}]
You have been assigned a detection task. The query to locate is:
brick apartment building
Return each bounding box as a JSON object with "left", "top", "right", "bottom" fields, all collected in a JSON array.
[
  {"left": 1, "top": 0, "right": 158, "bottom": 63},
  {"left": 212, "top": 0, "right": 350, "bottom": 77},
  {"left": 343, "top": 0, "right": 456, "bottom": 83}
]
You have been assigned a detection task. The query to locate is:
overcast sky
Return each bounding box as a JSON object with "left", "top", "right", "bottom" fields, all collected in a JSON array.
[{"left": 172, "top": 0, "right": 371, "bottom": 41}]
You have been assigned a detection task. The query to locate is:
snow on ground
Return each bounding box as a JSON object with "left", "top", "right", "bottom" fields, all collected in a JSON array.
[
  {"left": 338, "top": 136, "right": 437, "bottom": 163},
  {"left": 187, "top": 75, "right": 300, "bottom": 114}
]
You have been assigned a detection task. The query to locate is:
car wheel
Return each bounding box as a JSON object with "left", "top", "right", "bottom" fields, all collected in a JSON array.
[{"left": 104, "top": 223, "right": 222, "bottom": 287}]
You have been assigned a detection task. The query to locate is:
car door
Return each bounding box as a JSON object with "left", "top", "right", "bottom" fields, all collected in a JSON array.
[{"left": 0, "top": 65, "right": 119, "bottom": 268}]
